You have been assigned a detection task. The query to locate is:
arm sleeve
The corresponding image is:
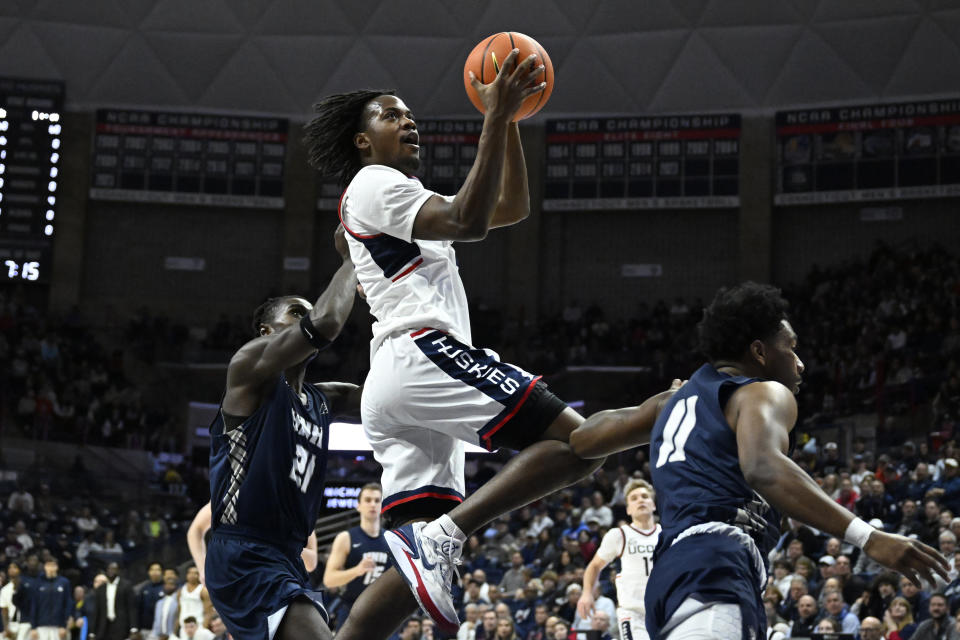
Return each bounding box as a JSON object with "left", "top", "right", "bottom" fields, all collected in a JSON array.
[
  {"left": 344, "top": 166, "right": 435, "bottom": 243},
  {"left": 594, "top": 528, "right": 623, "bottom": 563}
]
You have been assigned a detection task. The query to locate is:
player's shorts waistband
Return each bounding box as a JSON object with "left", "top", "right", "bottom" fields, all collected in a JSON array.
[
  {"left": 671, "top": 522, "right": 767, "bottom": 589},
  {"left": 211, "top": 526, "right": 306, "bottom": 557}
]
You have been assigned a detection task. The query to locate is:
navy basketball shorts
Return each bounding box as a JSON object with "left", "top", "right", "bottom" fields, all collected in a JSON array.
[
  {"left": 361, "top": 329, "right": 567, "bottom": 524},
  {"left": 205, "top": 533, "right": 329, "bottom": 640},
  {"left": 646, "top": 533, "right": 765, "bottom": 640}
]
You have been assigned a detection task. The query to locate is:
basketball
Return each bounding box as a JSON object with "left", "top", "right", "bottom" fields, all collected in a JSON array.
[{"left": 463, "top": 32, "right": 554, "bottom": 121}]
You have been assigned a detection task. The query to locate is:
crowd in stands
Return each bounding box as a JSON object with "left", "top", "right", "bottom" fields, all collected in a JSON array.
[
  {"left": 0, "top": 482, "right": 217, "bottom": 640},
  {"left": 4, "top": 241, "right": 955, "bottom": 454},
  {"left": 3, "top": 239, "right": 960, "bottom": 640},
  {"left": 0, "top": 294, "right": 179, "bottom": 451}
]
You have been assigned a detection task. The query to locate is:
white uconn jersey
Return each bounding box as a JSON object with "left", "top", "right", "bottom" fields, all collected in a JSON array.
[
  {"left": 339, "top": 165, "right": 472, "bottom": 360},
  {"left": 596, "top": 523, "right": 660, "bottom": 612}
]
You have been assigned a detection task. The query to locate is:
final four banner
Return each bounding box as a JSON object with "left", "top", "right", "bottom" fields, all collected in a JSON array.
[
  {"left": 542, "top": 114, "right": 741, "bottom": 211},
  {"left": 775, "top": 98, "right": 960, "bottom": 205}
]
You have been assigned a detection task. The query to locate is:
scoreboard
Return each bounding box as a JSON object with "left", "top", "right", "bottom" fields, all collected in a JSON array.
[
  {"left": 90, "top": 109, "right": 288, "bottom": 209},
  {"left": 775, "top": 98, "right": 960, "bottom": 205},
  {"left": 317, "top": 118, "right": 482, "bottom": 209},
  {"left": 543, "top": 114, "right": 741, "bottom": 211},
  {"left": 0, "top": 76, "right": 64, "bottom": 284}
]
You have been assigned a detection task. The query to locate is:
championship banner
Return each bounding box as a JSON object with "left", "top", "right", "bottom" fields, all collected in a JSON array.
[
  {"left": 543, "top": 114, "right": 741, "bottom": 211},
  {"left": 89, "top": 109, "right": 288, "bottom": 209},
  {"left": 317, "top": 118, "right": 482, "bottom": 209},
  {"left": 775, "top": 98, "right": 960, "bottom": 205}
]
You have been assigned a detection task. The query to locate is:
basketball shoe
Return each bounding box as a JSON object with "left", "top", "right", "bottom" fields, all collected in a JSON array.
[{"left": 385, "top": 521, "right": 462, "bottom": 634}]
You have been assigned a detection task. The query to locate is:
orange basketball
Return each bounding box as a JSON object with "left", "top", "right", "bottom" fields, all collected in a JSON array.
[{"left": 463, "top": 32, "right": 554, "bottom": 121}]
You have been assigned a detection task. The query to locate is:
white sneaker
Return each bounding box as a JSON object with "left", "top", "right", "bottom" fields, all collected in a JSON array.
[{"left": 384, "top": 521, "right": 462, "bottom": 634}]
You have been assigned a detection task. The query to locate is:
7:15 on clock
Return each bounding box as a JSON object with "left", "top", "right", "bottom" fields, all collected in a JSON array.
[{"left": 4, "top": 260, "right": 40, "bottom": 281}]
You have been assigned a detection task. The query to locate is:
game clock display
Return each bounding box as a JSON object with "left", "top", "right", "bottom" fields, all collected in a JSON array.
[
  {"left": 0, "top": 76, "right": 64, "bottom": 286},
  {"left": 0, "top": 245, "right": 47, "bottom": 283},
  {"left": 0, "top": 78, "right": 63, "bottom": 240}
]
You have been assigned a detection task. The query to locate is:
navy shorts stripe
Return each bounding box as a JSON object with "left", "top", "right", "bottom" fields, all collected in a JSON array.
[{"left": 412, "top": 331, "right": 533, "bottom": 405}]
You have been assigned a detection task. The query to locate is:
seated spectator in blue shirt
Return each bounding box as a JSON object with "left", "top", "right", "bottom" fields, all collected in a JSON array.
[{"left": 822, "top": 589, "right": 860, "bottom": 636}]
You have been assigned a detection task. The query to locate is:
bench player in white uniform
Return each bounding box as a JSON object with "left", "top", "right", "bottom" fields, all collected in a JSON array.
[
  {"left": 303, "top": 50, "right": 608, "bottom": 639},
  {"left": 578, "top": 479, "right": 660, "bottom": 640}
]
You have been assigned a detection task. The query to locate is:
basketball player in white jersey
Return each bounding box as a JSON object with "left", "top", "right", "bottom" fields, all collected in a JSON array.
[
  {"left": 186, "top": 502, "right": 318, "bottom": 585},
  {"left": 177, "top": 566, "right": 212, "bottom": 629},
  {"left": 304, "top": 50, "right": 607, "bottom": 638},
  {"left": 578, "top": 479, "right": 660, "bottom": 640}
]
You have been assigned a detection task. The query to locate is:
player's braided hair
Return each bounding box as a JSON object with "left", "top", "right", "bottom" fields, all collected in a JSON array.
[
  {"left": 698, "top": 281, "right": 790, "bottom": 362},
  {"left": 303, "top": 89, "right": 395, "bottom": 188},
  {"left": 251, "top": 296, "right": 288, "bottom": 336}
]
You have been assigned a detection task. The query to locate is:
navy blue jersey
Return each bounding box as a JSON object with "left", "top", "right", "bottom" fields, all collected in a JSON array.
[
  {"left": 646, "top": 363, "right": 781, "bottom": 639},
  {"left": 650, "top": 363, "right": 780, "bottom": 557},
  {"left": 209, "top": 375, "right": 330, "bottom": 548},
  {"left": 341, "top": 526, "right": 389, "bottom": 605}
]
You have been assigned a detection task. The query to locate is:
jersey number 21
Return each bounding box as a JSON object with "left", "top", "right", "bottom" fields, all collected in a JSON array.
[{"left": 290, "top": 444, "right": 316, "bottom": 493}]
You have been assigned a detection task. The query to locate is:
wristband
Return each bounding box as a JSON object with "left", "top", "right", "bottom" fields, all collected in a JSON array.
[
  {"left": 844, "top": 517, "right": 875, "bottom": 548},
  {"left": 299, "top": 314, "right": 331, "bottom": 350}
]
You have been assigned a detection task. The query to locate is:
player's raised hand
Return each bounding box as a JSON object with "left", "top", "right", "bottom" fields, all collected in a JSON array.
[
  {"left": 863, "top": 530, "right": 950, "bottom": 587},
  {"left": 576, "top": 590, "right": 595, "bottom": 620},
  {"left": 468, "top": 49, "right": 545, "bottom": 121}
]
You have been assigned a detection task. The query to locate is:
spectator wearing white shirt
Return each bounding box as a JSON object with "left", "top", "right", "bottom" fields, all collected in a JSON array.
[
  {"left": 75, "top": 507, "right": 99, "bottom": 534},
  {"left": 7, "top": 487, "right": 34, "bottom": 515},
  {"left": 579, "top": 492, "right": 613, "bottom": 529},
  {"left": 178, "top": 617, "right": 213, "bottom": 640}
]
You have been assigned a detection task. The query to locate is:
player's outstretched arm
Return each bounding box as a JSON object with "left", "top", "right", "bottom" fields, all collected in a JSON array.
[
  {"left": 577, "top": 553, "right": 611, "bottom": 620},
  {"left": 735, "top": 381, "right": 949, "bottom": 587},
  {"left": 225, "top": 227, "right": 357, "bottom": 407},
  {"left": 412, "top": 50, "right": 544, "bottom": 242},
  {"left": 569, "top": 381, "right": 683, "bottom": 459},
  {"left": 186, "top": 503, "right": 211, "bottom": 584}
]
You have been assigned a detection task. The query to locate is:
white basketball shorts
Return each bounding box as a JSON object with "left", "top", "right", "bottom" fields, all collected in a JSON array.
[{"left": 361, "top": 328, "right": 566, "bottom": 522}]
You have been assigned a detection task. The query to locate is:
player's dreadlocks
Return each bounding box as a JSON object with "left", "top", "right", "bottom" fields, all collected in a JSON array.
[
  {"left": 698, "top": 281, "right": 790, "bottom": 362},
  {"left": 303, "top": 89, "right": 395, "bottom": 188}
]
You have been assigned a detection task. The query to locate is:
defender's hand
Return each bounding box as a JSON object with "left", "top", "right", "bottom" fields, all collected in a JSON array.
[{"left": 864, "top": 530, "right": 949, "bottom": 587}]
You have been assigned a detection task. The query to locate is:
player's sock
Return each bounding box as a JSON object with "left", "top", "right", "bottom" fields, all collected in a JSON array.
[{"left": 425, "top": 513, "right": 466, "bottom": 543}]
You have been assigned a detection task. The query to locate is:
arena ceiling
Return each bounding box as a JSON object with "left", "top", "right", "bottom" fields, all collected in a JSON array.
[{"left": 1, "top": 0, "right": 959, "bottom": 119}]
